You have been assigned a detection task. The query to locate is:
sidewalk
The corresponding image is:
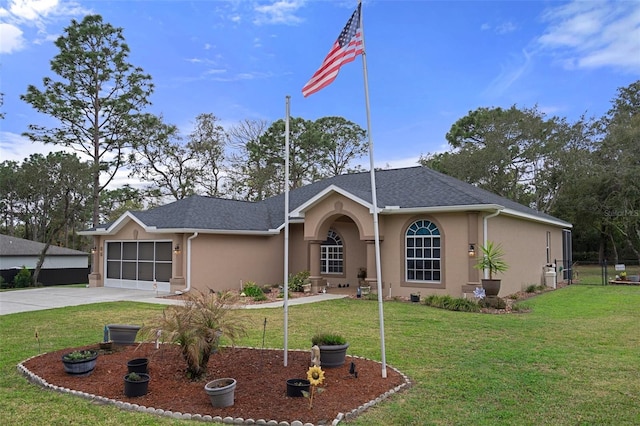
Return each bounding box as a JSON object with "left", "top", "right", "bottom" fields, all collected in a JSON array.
[{"left": 0, "top": 286, "right": 347, "bottom": 315}]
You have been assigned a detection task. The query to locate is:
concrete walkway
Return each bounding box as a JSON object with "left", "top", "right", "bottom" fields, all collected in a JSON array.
[{"left": 0, "top": 286, "right": 347, "bottom": 315}]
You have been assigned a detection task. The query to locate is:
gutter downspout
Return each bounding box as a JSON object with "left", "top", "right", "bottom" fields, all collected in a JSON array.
[
  {"left": 176, "top": 232, "right": 198, "bottom": 294},
  {"left": 482, "top": 210, "right": 501, "bottom": 279}
]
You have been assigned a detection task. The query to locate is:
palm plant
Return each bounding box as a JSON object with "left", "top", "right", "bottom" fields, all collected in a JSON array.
[
  {"left": 141, "top": 290, "right": 249, "bottom": 380},
  {"left": 474, "top": 241, "right": 509, "bottom": 279}
]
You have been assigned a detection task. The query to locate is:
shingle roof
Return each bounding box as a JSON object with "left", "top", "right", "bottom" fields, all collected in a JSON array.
[
  {"left": 0, "top": 234, "right": 89, "bottom": 256},
  {"left": 95, "top": 166, "right": 570, "bottom": 233}
]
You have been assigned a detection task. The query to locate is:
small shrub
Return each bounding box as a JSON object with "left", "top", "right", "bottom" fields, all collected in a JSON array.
[
  {"left": 252, "top": 293, "right": 268, "bottom": 302},
  {"left": 289, "top": 270, "right": 310, "bottom": 292},
  {"left": 479, "top": 297, "right": 507, "bottom": 309},
  {"left": 0, "top": 275, "right": 12, "bottom": 289},
  {"left": 525, "top": 284, "right": 538, "bottom": 293},
  {"left": 242, "top": 281, "right": 264, "bottom": 298},
  {"left": 424, "top": 295, "right": 480, "bottom": 312},
  {"left": 364, "top": 292, "right": 378, "bottom": 301},
  {"left": 13, "top": 266, "right": 32, "bottom": 288}
]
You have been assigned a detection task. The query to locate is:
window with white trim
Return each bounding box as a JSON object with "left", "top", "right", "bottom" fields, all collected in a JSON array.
[
  {"left": 321, "top": 229, "right": 343, "bottom": 274},
  {"left": 406, "top": 220, "right": 441, "bottom": 282}
]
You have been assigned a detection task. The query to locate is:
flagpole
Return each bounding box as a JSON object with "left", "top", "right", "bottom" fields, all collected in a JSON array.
[
  {"left": 359, "top": 1, "right": 387, "bottom": 379},
  {"left": 283, "top": 95, "right": 291, "bottom": 367}
]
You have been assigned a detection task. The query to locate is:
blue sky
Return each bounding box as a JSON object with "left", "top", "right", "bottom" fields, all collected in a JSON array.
[{"left": 1, "top": 0, "right": 639, "bottom": 177}]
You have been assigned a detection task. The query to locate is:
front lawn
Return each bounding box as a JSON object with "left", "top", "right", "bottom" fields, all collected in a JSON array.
[{"left": 1, "top": 285, "right": 638, "bottom": 425}]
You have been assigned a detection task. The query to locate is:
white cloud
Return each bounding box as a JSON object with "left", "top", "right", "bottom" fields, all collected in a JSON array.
[
  {"left": 8, "top": 0, "right": 59, "bottom": 21},
  {"left": 538, "top": 0, "right": 640, "bottom": 73},
  {"left": 0, "top": 0, "right": 88, "bottom": 53},
  {"left": 0, "top": 23, "right": 25, "bottom": 53},
  {"left": 253, "top": 0, "right": 305, "bottom": 25}
]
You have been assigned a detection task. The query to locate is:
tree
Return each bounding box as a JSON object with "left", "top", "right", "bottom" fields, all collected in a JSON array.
[
  {"left": 314, "top": 116, "right": 367, "bottom": 176},
  {"left": 188, "top": 113, "right": 228, "bottom": 197},
  {"left": 421, "top": 105, "right": 572, "bottom": 212},
  {"left": 21, "top": 14, "right": 154, "bottom": 227},
  {"left": 128, "top": 114, "right": 198, "bottom": 202},
  {"left": 100, "top": 185, "right": 145, "bottom": 223},
  {"left": 593, "top": 80, "right": 640, "bottom": 263},
  {"left": 225, "top": 119, "right": 270, "bottom": 200},
  {"left": 12, "top": 152, "right": 92, "bottom": 285}
]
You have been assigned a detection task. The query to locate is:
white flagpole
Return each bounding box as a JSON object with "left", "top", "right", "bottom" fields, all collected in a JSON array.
[
  {"left": 283, "top": 95, "right": 291, "bottom": 367},
  {"left": 359, "top": 1, "right": 387, "bottom": 378}
]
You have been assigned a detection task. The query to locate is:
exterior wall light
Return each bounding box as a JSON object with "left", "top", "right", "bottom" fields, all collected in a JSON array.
[
  {"left": 174, "top": 244, "right": 181, "bottom": 254},
  {"left": 468, "top": 244, "right": 476, "bottom": 257}
]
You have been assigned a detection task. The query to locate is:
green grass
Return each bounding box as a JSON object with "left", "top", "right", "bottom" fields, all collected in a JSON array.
[
  {"left": 574, "top": 264, "right": 640, "bottom": 285},
  {"left": 1, "top": 287, "right": 640, "bottom": 425}
]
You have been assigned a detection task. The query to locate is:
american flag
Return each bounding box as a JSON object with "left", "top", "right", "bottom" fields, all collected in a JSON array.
[{"left": 302, "top": 4, "right": 363, "bottom": 97}]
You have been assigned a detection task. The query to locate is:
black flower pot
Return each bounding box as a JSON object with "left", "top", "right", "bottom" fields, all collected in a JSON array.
[
  {"left": 107, "top": 324, "right": 141, "bottom": 345},
  {"left": 123, "top": 373, "right": 150, "bottom": 397},
  {"left": 286, "top": 378, "right": 310, "bottom": 397},
  {"left": 127, "top": 358, "right": 149, "bottom": 374}
]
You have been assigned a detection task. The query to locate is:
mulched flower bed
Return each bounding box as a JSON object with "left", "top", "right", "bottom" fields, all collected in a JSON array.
[{"left": 19, "top": 343, "right": 409, "bottom": 425}]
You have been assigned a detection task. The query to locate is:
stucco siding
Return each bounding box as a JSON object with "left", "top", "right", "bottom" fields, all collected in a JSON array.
[
  {"left": 485, "top": 215, "right": 565, "bottom": 295},
  {"left": 188, "top": 233, "right": 284, "bottom": 292}
]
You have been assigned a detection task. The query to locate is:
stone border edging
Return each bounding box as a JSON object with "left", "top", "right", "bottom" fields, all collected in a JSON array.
[{"left": 17, "top": 346, "right": 412, "bottom": 426}]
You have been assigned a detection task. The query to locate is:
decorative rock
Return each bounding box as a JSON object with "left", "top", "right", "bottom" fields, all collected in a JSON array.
[
  {"left": 255, "top": 420, "right": 267, "bottom": 425},
  {"left": 222, "top": 416, "right": 235, "bottom": 424},
  {"left": 292, "top": 421, "right": 304, "bottom": 426},
  {"left": 172, "top": 411, "right": 182, "bottom": 418},
  {"left": 192, "top": 414, "right": 202, "bottom": 420},
  {"left": 244, "top": 419, "right": 255, "bottom": 425},
  {"left": 212, "top": 416, "right": 223, "bottom": 422},
  {"left": 266, "top": 421, "right": 279, "bottom": 426},
  {"left": 155, "top": 409, "right": 165, "bottom": 415},
  {"left": 202, "top": 415, "right": 213, "bottom": 421},
  {"left": 182, "top": 413, "right": 192, "bottom": 420},
  {"left": 233, "top": 418, "right": 244, "bottom": 424}
]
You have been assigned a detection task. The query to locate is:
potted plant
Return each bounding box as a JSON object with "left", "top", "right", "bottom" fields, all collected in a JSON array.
[
  {"left": 127, "top": 357, "right": 149, "bottom": 374},
  {"left": 61, "top": 349, "right": 98, "bottom": 375},
  {"left": 106, "top": 324, "right": 141, "bottom": 345},
  {"left": 204, "top": 378, "right": 236, "bottom": 407},
  {"left": 139, "top": 290, "right": 248, "bottom": 380},
  {"left": 311, "top": 332, "right": 349, "bottom": 368},
  {"left": 123, "top": 371, "right": 150, "bottom": 397},
  {"left": 474, "top": 241, "right": 509, "bottom": 297},
  {"left": 286, "top": 378, "right": 311, "bottom": 397}
]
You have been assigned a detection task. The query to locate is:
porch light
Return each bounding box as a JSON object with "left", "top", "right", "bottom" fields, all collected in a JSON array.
[
  {"left": 468, "top": 244, "right": 476, "bottom": 257},
  {"left": 174, "top": 244, "right": 181, "bottom": 254},
  {"left": 91, "top": 246, "right": 97, "bottom": 254}
]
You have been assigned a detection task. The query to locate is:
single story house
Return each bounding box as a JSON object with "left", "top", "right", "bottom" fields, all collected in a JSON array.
[
  {"left": 0, "top": 234, "right": 90, "bottom": 286},
  {"left": 80, "top": 166, "right": 572, "bottom": 298}
]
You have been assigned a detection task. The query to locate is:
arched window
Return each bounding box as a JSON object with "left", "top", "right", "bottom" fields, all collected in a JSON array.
[
  {"left": 321, "top": 229, "right": 343, "bottom": 274},
  {"left": 405, "top": 220, "right": 441, "bottom": 282}
]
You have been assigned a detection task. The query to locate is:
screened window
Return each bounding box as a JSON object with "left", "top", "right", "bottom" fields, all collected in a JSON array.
[
  {"left": 321, "top": 229, "right": 343, "bottom": 274},
  {"left": 406, "top": 220, "right": 441, "bottom": 282},
  {"left": 106, "top": 241, "right": 172, "bottom": 282}
]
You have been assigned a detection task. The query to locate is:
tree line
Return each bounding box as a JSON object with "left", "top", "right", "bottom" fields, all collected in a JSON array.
[{"left": 1, "top": 15, "right": 638, "bottom": 282}]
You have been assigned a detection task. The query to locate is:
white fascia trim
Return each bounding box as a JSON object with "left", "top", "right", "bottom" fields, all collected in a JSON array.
[
  {"left": 500, "top": 208, "right": 573, "bottom": 228},
  {"left": 289, "top": 184, "right": 374, "bottom": 218},
  {"left": 79, "top": 225, "right": 280, "bottom": 237},
  {"left": 381, "top": 204, "right": 504, "bottom": 214},
  {"left": 77, "top": 211, "right": 148, "bottom": 235}
]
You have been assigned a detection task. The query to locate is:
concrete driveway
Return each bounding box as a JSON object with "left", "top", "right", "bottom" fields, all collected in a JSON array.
[
  {"left": 0, "top": 286, "right": 181, "bottom": 315},
  {"left": 0, "top": 286, "right": 346, "bottom": 315}
]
